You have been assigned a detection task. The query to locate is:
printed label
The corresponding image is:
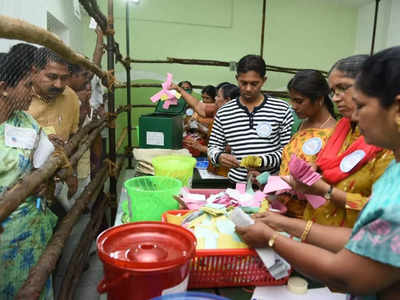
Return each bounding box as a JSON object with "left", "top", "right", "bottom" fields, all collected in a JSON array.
[{"left": 146, "top": 131, "right": 164, "bottom": 146}]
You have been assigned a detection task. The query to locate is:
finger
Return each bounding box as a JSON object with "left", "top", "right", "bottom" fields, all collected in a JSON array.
[
  {"left": 235, "top": 226, "right": 246, "bottom": 234},
  {"left": 280, "top": 175, "right": 292, "bottom": 186}
]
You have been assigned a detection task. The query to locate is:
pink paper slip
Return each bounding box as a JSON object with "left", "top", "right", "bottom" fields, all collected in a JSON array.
[
  {"left": 288, "top": 155, "right": 321, "bottom": 186},
  {"left": 150, "top": 73, "right": 180, "bottom": 108},
  {"left": 305, "top": 194, "right": 326, "bottom": 209},
  {"left": 236, "top": 183, "right": 246, "bottom": 194},
  {"left": 263, "top": 176, "right": 292, "bottom": 194}
]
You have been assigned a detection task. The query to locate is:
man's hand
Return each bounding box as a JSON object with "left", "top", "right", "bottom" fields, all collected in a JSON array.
[
  {"left": 65, "top": 175, "right": 78, "bottom": 198},
  {"left": 48, "top": 134, "right": 65, "bottom": 148},
  {"left": 218, "top": 153, "right": 240, "bottom": 168},
  {"left": 94, "top": 105, "right": 105, "bottom": 119}
]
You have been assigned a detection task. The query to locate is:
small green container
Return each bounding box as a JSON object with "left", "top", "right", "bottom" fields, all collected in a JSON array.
[
  {"left": 123, "top": 176, "right": 182, "bottom": 222},
  {"left": 152, "top": 155, "right": 196, "bottom": 187}
]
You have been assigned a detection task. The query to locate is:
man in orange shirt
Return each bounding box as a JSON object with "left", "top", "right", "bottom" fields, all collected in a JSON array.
[{"left": 28, "top": 47, "right": 80, "bottom": 201}]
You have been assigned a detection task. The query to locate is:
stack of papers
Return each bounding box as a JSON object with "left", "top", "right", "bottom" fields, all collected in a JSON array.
[{"left": 150, "top": 73, "right": 181, "bottom": 109}]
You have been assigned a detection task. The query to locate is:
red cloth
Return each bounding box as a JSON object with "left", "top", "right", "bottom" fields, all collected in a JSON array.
[{"left": 316, "top": 118, "right": 382, "bottom": 184}]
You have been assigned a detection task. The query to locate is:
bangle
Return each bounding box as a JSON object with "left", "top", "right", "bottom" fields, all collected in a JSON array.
[
  {"left": 300, "top": 220, "right": 313, "bottom": 242},
  {"left": 268, "top": 232, "right": 279, "bottom": 248}
]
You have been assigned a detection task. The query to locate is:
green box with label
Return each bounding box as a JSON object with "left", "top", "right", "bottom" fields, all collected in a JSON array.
[{"left": 138, "top": 98, "right": 186, "bottom": 149}]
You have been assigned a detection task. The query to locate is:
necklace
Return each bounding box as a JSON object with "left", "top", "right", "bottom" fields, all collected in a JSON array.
[{"left": 299, "top": 115, "right": 332, "bottom": 131}]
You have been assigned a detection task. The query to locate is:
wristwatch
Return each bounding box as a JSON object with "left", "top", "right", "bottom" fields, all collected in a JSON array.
[{"left": 324, "top": 185, "right": 334, "bottom": 200}]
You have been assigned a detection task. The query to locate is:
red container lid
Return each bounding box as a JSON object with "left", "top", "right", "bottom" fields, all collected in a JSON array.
[{"left": 97, "top": 222, "right": 196, "bottom": 272}]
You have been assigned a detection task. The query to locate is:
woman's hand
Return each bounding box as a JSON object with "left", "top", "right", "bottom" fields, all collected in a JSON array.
[
  {"left": 236, "top": 222, "right": 275, "bottom": 248},
  {"left": 169, "top": 82, "right": 180, "bottom": 91},
  {"left": 281, "top": 175, "right": 329, "bottom": 196},
  {"left": 252, "top": 211, "right": 288, "bottom": 232}
]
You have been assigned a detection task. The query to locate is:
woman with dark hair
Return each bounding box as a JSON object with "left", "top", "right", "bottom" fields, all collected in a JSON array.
[
  {"left": 237, "top": 46, "right": 400, "bottom": 300},
  {"left": 178, "top": 80, "right": 193, "bottom": 93},
  {"left": 183, "top": 83, "right": 239, "bottom": 165},
  {"left": 274, "top": 55, "right": 392, "bottom": 227},
  {"left": 0, "top": 46, "right": 56, "bottom": 299},
  {"left": 273, "top": 69, "right": 337, "bottom": 218},
  {"left": 201, "top": 85, "right": 216, "bottom": 104}
]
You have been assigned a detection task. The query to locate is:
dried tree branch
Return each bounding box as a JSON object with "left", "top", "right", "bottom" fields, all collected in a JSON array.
[
  {"left": 0, "top": 15, "right": 109, "bottom": 83},
  {"left": 130, "top": 57, "right": 328, "bottom": 76}
]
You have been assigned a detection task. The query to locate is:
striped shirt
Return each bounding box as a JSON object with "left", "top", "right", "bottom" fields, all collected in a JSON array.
[{"left": 208, "top": 95, "right": 293, "bottom": 182}]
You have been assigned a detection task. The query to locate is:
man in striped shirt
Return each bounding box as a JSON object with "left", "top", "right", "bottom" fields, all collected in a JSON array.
[{"left": 208, "top": 55, "right": 293, "bottom": 183}]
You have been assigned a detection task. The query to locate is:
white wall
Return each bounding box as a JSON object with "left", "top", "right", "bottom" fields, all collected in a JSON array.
[
  {"left": 0, "top": 0, "right": 85, "bottom": 53},
  {"left": 355, "top": 0, "right": 399, "bottom": 54}
]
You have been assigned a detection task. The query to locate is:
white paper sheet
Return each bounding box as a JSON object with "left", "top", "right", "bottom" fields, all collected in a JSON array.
[
  {"left": 89, "top": 17, "right": 97, "bottom": 29},
  {"left": 251, "top": 286, "right": 347, "bottom": 300},
  {"left": 33, "top": 130, "right": 55, "bottom": 168},
  {"left": 197, "top": 168, "right": 227, "bottom": 179}
]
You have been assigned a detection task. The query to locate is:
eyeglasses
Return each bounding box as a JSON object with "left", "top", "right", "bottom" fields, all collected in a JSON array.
[{"left": 329, "top": 84, "right": 353, "bottom": 99}]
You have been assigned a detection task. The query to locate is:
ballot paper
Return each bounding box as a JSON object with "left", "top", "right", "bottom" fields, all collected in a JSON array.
[
  {"left": 89, "top": 17, "right": 97, "bottom": 29},
  {"left": 229, "top": 207, "right": 291, "bottom": 280},
  {"left": 33, "top": 130, "right": 55, "bottom": 168},
  {"left": 263, "top": 176, "right": 326, "bottom": 209},
  {"left": 251, "top": 286, "right": 346, "bottom": 300}
]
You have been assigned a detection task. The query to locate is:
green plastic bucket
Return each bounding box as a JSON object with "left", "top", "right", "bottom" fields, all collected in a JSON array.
[
  {"left": 152, "top": 155, "right": 196, "bottom": 187},
  {"left": 123, "top": 176, "right": 182, "bottom": 222}
]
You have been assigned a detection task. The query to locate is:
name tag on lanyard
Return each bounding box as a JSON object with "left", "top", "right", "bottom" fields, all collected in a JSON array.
[{"left": 4, "top": 124, "right": 37, "bottom": 149}]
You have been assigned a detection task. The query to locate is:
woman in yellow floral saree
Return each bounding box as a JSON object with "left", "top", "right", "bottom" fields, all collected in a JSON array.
[{"left": 278, "top": 70, "right": 336, "bottom": 218}]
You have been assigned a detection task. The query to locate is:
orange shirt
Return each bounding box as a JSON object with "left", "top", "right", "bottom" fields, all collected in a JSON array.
[{"left": 28, "top": 86, "right": 80, "bottom": 142}]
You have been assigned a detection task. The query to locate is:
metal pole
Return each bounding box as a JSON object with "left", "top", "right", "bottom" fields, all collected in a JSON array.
[
  {"left": 260, "top": 0, "right": 266, "bottom": 58},
  {"left": 370, "top": 0, "right": 380, "bottom": 55},
  {"left": 107, "top": 0, "right": 117, "bottom": 201},
  {"left": 126, "top": 1, "right": 133, "bottom": 168}
]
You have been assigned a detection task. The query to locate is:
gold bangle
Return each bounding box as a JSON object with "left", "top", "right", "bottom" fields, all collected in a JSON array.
[
  {"left": 300, "top": 221, "right": 313, "bottom": 242},
  {"left": 268, "top": 232, "right": 280, "bottom": 248}
]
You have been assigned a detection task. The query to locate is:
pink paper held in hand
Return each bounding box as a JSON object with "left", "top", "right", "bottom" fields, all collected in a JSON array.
[
  {"left": 150, "top": 73, "right": 180, "bottom": 109},
  {"left": 288, "top": 154, "right": 321, "bottom": 186}
]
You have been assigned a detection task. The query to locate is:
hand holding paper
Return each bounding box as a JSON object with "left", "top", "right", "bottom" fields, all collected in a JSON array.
[
  {"left": 264, "top": 175, "right": 327, "bottom": 210},
  {"left": 150, "top": 73, "right": 181, "bottom": 109},
  {"left": 288, "top": 154, "right": 321, "bottom": 186}
]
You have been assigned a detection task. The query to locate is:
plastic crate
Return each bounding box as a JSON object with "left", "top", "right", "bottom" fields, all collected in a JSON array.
[
  {"left": 162, "top": 210, "right": 289, "bottom": 288},
  {"left": 161, "top": 188, "right": 290, "bottom": 288}
]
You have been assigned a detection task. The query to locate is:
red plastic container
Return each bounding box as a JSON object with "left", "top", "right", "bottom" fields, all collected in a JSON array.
[
  {"left": 97, "top": 222, "right": 197, "bottom": 300},
  {"left": 161, "top": 188, "right": 289, "bottom": 289}
]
